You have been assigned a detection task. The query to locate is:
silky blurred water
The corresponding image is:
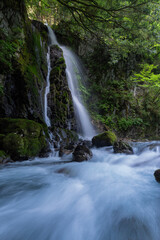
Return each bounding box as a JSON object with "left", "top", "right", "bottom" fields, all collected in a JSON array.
[
  {"left": 0, "top": 142, "right": 160, "bottom": 240},
  {"left": 47, "top": 26, "right": 96, "bottom": 139}
]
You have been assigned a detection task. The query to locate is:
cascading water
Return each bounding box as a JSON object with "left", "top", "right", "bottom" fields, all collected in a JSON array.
[
  {"left": 44, "top": 47, "right": 51, "bottom": 127},
  {"left": 44, "top": 32, "right": 56, "bottom": 155},
  {"left": 46, "top": 26, "right": 96, "bottom": 139},
  {"left": 1, "top": 141, "right": 160, "bottom": 240}
]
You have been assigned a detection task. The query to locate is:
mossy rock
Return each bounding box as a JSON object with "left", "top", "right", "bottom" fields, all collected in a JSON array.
[
  {"left": 56, "top": 57, "right": 65, "bottom": 65},
  {"left": 92, "top": 131, "right": 117, "bottom": 147},
  {"left": 0, "top": 118, "right": 47, "bottom": 161}
]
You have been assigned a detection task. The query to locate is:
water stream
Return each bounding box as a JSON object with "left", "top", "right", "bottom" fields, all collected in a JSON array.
[
  {"left": 46, "top": 26, "right": 95, "bottom": 139},
  {"left": 0, "top": 142, "right": 160, "bottom": 239}
]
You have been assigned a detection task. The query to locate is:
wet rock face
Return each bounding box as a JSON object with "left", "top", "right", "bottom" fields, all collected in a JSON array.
[
  {"left": 31, "top": 20, "right": 48, "bottom": 40},
  {"left": 48, "top": 45, "right": 76, "bottom": 131},
  {"left": 92, "top": 131, "right": 117, "bottom": 147},
  {"left": 0, "top": 1, "right": 48, "bottom": 123},
  {"left": 113, "top": 140, "right": 133, "bottom": 154},
  {"left": 154, "top": 170, "right": 160, "bottom": 183},
  {"left": 0, "top": 0, "right": 26, "bottom": 37},
  {"left": 72, "top": 144, "right": 93, "bottom": 162}
]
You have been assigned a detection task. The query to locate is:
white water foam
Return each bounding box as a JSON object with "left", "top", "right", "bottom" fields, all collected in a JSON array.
[{"left": 0, "top": 142, "right": 160, "bottom": 240}]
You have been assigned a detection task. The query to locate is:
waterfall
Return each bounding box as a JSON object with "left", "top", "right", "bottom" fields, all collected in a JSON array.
[
  {"left": 46, "top": 26, "right": 96, "bottom": 139},
  {"left": 44, "top": 33, "right": 56, "bottom": 155},
  {"left": 44, "top": 47, "right": 51, "bottom": 127}
]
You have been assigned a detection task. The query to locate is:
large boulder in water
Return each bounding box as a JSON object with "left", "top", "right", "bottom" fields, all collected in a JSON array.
[
  {"left": 113, "top": 140, "right": 133, "bottom": 154},
  {"left": 154, "top": 169, "right": 160, "bottom": 183},
  {"left": 92, "top": 131, "right": 117, "bottom": 147},
  {"left": 72, "top": 144, "right": 93, "bottom": 162}
]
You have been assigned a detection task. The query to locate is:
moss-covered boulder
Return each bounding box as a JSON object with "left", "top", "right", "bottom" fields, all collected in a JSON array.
[
  {"left": 92, "top": 131, "right": 117, "bottom": 147},
  {"left": 0, "top": 118, "right": 47, "bottom": 161}
]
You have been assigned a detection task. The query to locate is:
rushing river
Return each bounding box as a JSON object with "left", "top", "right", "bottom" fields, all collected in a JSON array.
[{"left": 0, "top": 141, "right": 160, "bottom": 240}]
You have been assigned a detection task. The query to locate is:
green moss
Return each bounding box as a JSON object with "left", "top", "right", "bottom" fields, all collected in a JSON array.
[
  {"left": 52, "top": 45, "right": 61, "bottom": 51},
  {"left": 106, "top": 131, "right": 117, "bottom": 145},
  {"left": 3, "top": 133, "right": 25, "bottom": 156},
  {"left": 0, "top": 118, "right": 47, "bottom": 160},
  {"left": 56, "top": 57, "right": 65, "bottom": 65},
  {"left": 0, "top": 118, "right": 41, "bottom": 135},
  {"left": 51, "top": 66, "right": 61, "bottom": 76},
  {"left": 92, "top": 131, "right": 117, "bottom": 147}
]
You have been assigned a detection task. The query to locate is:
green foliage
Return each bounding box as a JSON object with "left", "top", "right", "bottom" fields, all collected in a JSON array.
[
  {"left": 131, "top": 64, "right": 160, "bottom": 89},
  {"left": 117, "top": 117, "right": 144, "bottom": 131}
]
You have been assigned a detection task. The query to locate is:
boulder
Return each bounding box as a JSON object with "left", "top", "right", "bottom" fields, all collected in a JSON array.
[
  {"left": 113, "top": 140, "right": 133, "bottom": 154},
  {"left": 92, "top": 131, "right": 117, "bottom": 147},
  {"left": 0, "top": 118, "right": 47, "bottom": 161},
  {"left": 154, "top": 169, "right": 160, "bottom": 183},
  {"left": 72, "top": 144, "right": 93, "bottom": 162}
]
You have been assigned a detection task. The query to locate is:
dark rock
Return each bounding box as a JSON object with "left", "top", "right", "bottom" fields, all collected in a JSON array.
[
  {"left": 72, "top": 144, "right": 93, "bottom": 162},
  {"left": 48, "top": 45, "right": 76, "bottom": 132},
  {"left": 92, "top": 131, "right": 117, "bottom": 147},
  {"left": 39, "top": 143, "right": 50, "bottom": 158},
  {"left": 59, "top": 142, "right": 76, "bottom": 157},
  {"left": 113, "top": 140, "right": 133, "bottom": 154},
  {"left": 54, "top": 141, "right": 59, "bottom": 148},
  {"left": 154, "top": 169, "right": 160, "bottom": 183},
  {"left": 52, "top": 128, "right": 79, "bottom": 148},
  {"left": 65, "top": 143, "right": 76, "bottom": 151},
  {"left": 83, "top": 140, "right": 92, "bottom": 148},
  {"left": 31, "top": 20, "right": 48, "bottom": 38},
  {"left": 0, "top": 2, "right": 48, "bottom": 123}
]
